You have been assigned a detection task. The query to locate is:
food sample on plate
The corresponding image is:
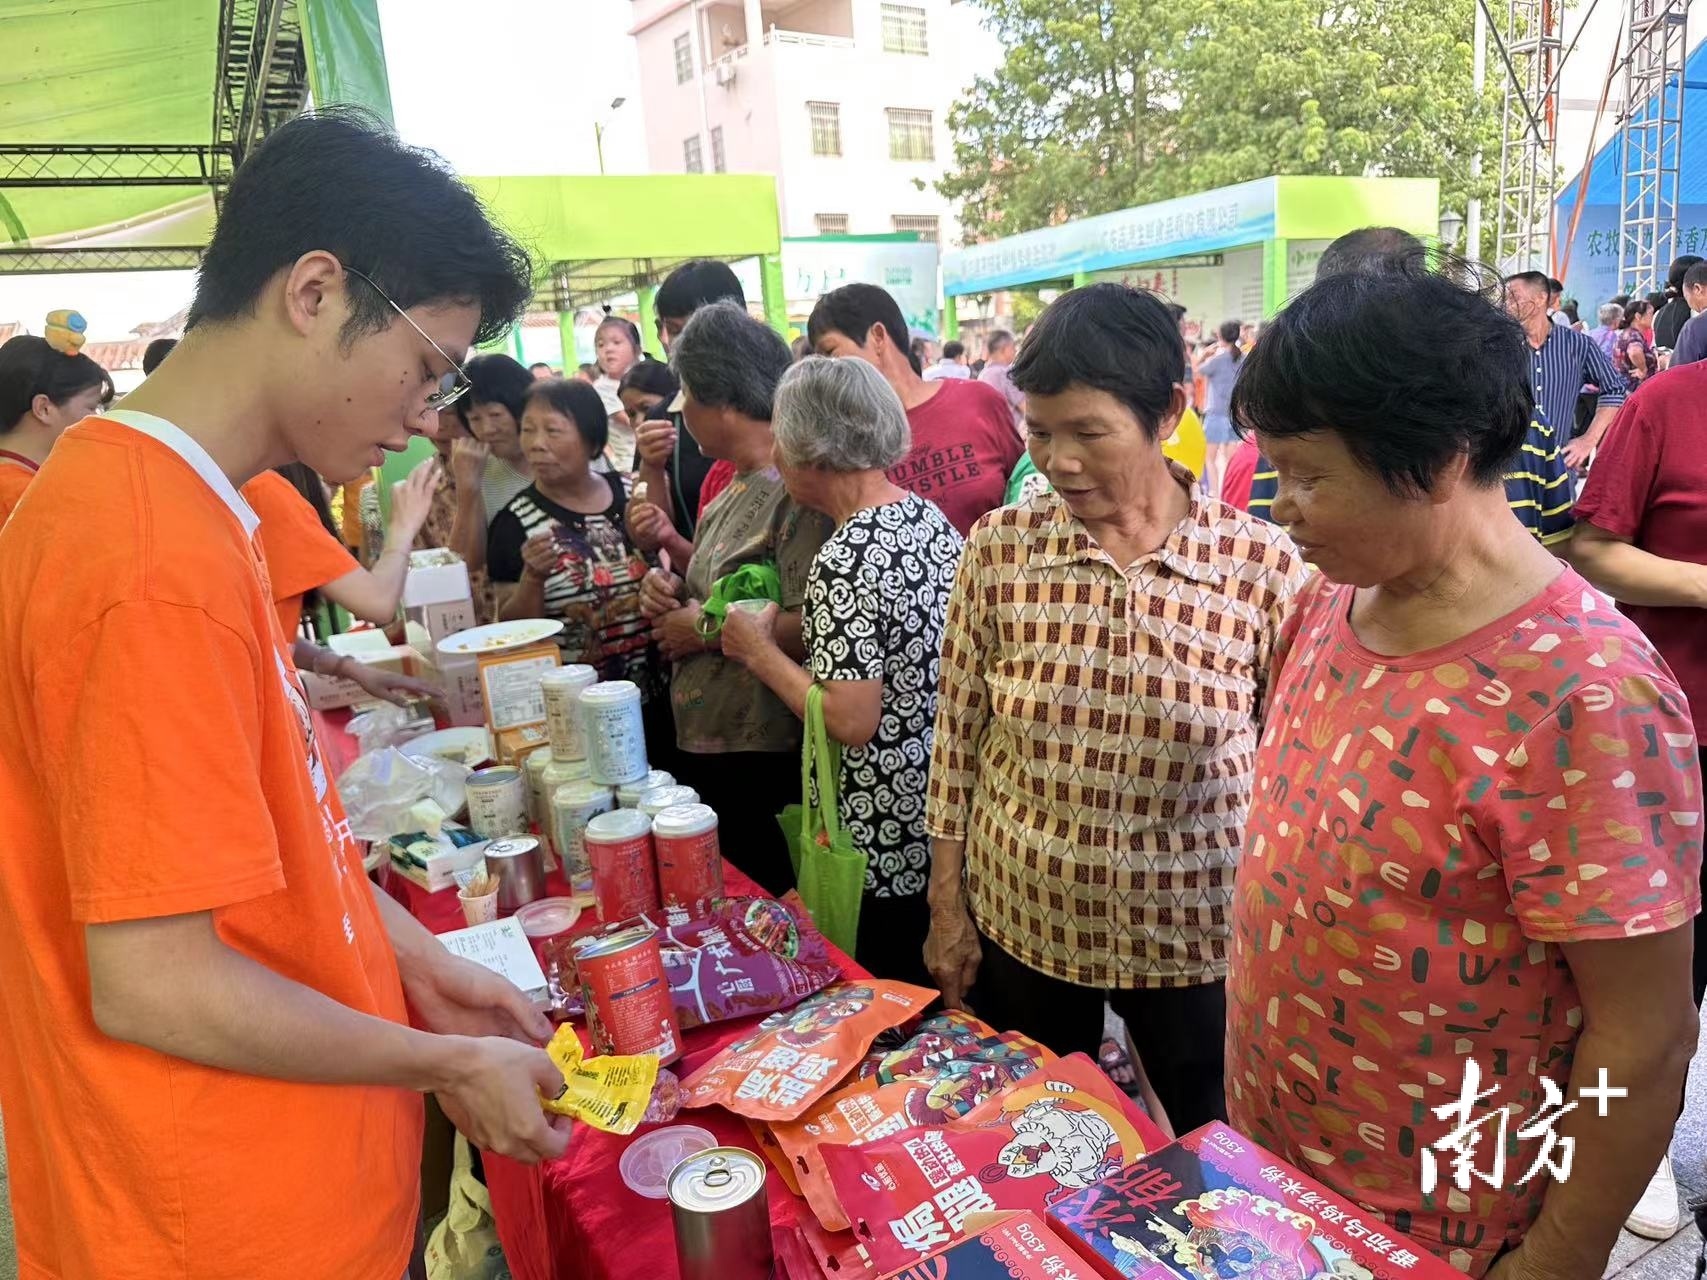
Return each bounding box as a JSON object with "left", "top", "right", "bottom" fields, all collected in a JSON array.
[
  {"left": 825, "top": 1054, "right": 1167, "bottom": 1275},
  {"left": 681, "top": 979, "right": 937, "bottom": 1122}
]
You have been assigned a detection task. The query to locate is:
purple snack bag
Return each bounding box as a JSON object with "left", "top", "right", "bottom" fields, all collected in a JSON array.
[{"left": 652, "top": 895, "right": 841, "bottom": 1030}]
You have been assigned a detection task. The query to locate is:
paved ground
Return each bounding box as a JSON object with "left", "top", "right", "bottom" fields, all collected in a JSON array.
[{"left": 0, "top": 1048, "right": 1701, "bottom": 1279}]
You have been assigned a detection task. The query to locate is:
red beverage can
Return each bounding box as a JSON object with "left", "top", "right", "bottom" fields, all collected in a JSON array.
[
  {"left": 585, "top": 808, "right": 659, "bottom": 923},
  {"left": 652, "top": 803, "right": 724, "bottom": 915},
  {"left": 573, "top": 925, "right": 682, "bottom": 1063}
]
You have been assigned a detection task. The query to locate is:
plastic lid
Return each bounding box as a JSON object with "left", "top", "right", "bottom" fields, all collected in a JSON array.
[
  {"left": 542, "top": 757, "right": 593, "bottom": 784},
  {"left": 652, "top": 803, "right": 718, "bottom": 838},
  {"left": 557, "top": 779, "right": 615, "bottom": 807},
  {"left": 586, "top": 808, "right": 652, "bottom": 840},
  {"left": 637, "top": 785, "right": 700, "bottom": 817},
  {"left": 580, "top": 680, "right": 641, "bottom": 706},
  {"left": 617, "top": 769, "right": 676, "bottom": 800},
  {"left": 620, "top": 1125, "right": 718, "bottom": 1199},
  {"left": 467, "top": 766, "right": 521, "bottom": 784},
  {"left": 540, "top": 664, "right": 598, "bottom": 688},
  {"left": 514, "top": 897, "right": 582, "bottom": 937}
]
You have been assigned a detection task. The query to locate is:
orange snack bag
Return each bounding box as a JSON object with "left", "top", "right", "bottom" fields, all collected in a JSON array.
[{"left": 681, "top": 980, "right": 936, "bottom": 1121}]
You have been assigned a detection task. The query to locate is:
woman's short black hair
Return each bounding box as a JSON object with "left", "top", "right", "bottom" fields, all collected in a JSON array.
[
  {"left": 1008, "top": 283, "right": 1184, "bottom": 440},
  {"left": 807, "top": 284, "right": 920, "bottom": 374},
  {"left": 186, "top": 107, "right": 531, "bottom": 348},
  {"left": 654, "top": 260, "right": 745, "bottom": 322},
  {"left": 617, "top": 358, "right": 678, "bottom": 401},
  {"left": 1620, "top": 298, "right": 1655, "bottom": 327},
  {"left": 463, "top": 353, "right": 534, "bottom": 424},
  {"left": 673, "top": 301, "right": 792, "bottom": 421},
  {"left": 524, "top": 378, "right": 610, "bottom": 457},
  {"left": 0, "top": 335, "right": 112, "bottom": 432},
  {"left": 1231, "top": 259, "right": 1531, "bottom": 495}
]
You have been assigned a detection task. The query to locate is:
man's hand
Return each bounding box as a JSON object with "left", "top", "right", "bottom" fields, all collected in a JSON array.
[
  {"left": 718, "top": 602, "right": 778, "bottom": 668},
  {"left": 402, "top": 948, "right": 552, "bottom": 1043},
  {"left": 627, "top": 501, "right": 672, "bottom": 554},
  {"left": 636, "top": 419, "right": 677, "bottom": 468},
  {"left": 652, "top": 604, "right": 710, "bottom": 662},
  {"left": 344, "top": 660, "right": 442, "bottom": 709},
  {"left": 639, "top": 567, "right": 686, "bottom": 619},
  {"left": 1561, "top": 435, "right": 1595, "bottom": 472},
  {"left": 520, "top": 530, "right": 560, "bottom": 581},
  {"left": 450, "top": 436, "right": 489, "bottom": 487},
  {"left": 924, "top": 899, "right": 981, "bottom": 1010},
  {"left": 434, "top": 1036, "right": 573, "bottom": 1163}
]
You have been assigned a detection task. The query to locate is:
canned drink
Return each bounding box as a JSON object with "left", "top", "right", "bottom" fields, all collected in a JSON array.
[
  {"left": 485, "top": 836, "right": 546, "bottom": 913},
  {"left": 580, "top": 681, "right": 649, "bottom": 785},
  {"left": 667, "top": 1148, "right": 772, "bottom": 1280},
  {"left": 573, "top": 925, "right": 681, "bottom": 1062},
  {"left": 551, "top": 780, "right": 616, "bottom": 895},
  {"left": 616, "top": 768, "right": 676, "bottom": 808},
  {"left": 584, "top": 808, "right": 658, "bottom": 923},
  {"left": 652, "top": 803, "right": 724, "bottom": 915},
  {"left": 637, "top": 784, "right": 700, "bottom": 820},
  {"left": 465, "top": 765, "right": 527, "bottom": 839},
  {"left": 522, "top": 747, "right": 552, "bottom": 832},
  {"left": 540, "top": 664, "right": 598, "bottom": 762},
  {"left": 514, "top": 897, "right": 582, "bottom": 1016}
]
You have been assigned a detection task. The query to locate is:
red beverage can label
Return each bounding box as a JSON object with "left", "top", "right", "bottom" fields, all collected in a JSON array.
[
  {"left": 574, "top": 926, "right": 681, "bottom": 1063},
  {"left": 652, "top": 803, "right": 724, "bottom": 915},
  {"left": 585, "top": 809, "right": 659, "bottom": 923}
]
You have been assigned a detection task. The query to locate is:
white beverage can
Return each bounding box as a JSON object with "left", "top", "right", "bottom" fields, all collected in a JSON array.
[
  {"left": 581, "top": 680, "right": 649, "bottom": 785},
  {"left": 551, "top": 779, "right": 617, "bottom": 893}
]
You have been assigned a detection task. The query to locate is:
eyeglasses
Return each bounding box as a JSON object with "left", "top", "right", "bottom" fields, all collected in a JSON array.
[{"left": 343, "top": 264, "right": 473, "bottom": 409}]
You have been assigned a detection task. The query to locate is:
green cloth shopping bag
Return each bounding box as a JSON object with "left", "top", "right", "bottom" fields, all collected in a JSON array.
[
  {"left": 696, "top": 562, "right": 782, "bottom": 641},
  {"left": 776, "top": 683, "right": 868, "bottom": 955}
]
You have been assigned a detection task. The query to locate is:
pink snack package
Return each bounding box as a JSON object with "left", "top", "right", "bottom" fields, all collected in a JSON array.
[
  {"left": 824, "top": 1054, "right": 1167, "bottom": 1275},
  {"left": 653, "top": 894, "right": 841, "bottom": 1030}
]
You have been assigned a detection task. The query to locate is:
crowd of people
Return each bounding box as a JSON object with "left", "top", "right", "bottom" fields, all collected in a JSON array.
[{"left": 0, "top": 108, "right": 1702, "bottom": 1280}]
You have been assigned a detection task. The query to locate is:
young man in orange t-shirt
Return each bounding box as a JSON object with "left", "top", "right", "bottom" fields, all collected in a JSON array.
[{"left": 0, "top": 112, "right": 568, "bottom": 1280}]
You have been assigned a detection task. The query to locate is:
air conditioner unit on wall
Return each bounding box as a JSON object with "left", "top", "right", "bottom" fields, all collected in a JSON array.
[{"left": 715, "top": 62, "right": 738, "bottom": 87}]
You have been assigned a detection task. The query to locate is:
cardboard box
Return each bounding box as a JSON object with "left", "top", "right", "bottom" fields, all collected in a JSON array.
[
  {"left": 385, "top": 827, "right": 489, "bottom": 892},
  {"left": 1048, "top": 1122, "right": 1466, "bottom": 1280},
  {"left": 495, "top": 722, "right": 552, "bottom": 766},
  {"left": 437, "top": 918, "right": 549, "bottom": 1005},
  {"left": 878, "top": 1211, "right": 1092, "bottom": 1280},
  {"left": 477, "top": 642, "right": 560, "bottom": 733},
  {"left": 300, "top": 642, "right": 429, "bottom": 711},
  {"left": 403, "top": 551, "right": 478, "bottom": 651},
  {"left": 403, "top": 621, "right": 487, "bottom": 728}
]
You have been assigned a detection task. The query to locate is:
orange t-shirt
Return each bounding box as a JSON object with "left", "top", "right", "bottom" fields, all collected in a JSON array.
[
  {"left": 0, "top": 453, "right": 37, "bottom": 523},
  {"left": 0, "top": 412, "right": 420, "bottom": 1280},
  {"left": 241, "top": 469, "right": 362, "bottom": 640}
]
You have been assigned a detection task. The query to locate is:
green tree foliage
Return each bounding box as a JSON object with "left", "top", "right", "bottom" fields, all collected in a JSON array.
[{"left": 941, "top": 0, "right": 1499, "bottom": 253}]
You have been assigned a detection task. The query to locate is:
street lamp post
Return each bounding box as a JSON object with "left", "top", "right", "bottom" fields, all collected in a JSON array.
[{"left": 594, "top": 96, "right": 627, "bottom": 175}]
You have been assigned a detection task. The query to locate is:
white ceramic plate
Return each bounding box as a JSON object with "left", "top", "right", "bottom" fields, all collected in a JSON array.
[
  {"left": 398, "top": 726, "right": 493, "bottom": 768},
  {"left": 436, "top": 619, "right": 564, "bottom": 656}
]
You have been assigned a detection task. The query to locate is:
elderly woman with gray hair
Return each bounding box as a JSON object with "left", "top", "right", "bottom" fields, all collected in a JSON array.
[{"left": 721, "top": 356, "right": 964, "bottom": 984}]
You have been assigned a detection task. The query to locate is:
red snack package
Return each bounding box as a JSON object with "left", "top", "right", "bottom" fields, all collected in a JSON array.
[
  {"left": 860, "top": 1011, "right": 995, "bottom": 1082},
  {"left": 656, "top": 895, "right": 841, "bottom": 1030},
  {"left": 825, "top": 1054, "right": 1167, "bottom": 1275},
  {"left": 682, "top": 980, "right": 938, "bottom": 1121},
  {"left": 877, "top": 1210, "right": 1094, "bottom": 1280},
  {"left": 797, "top": 1216, "right": 873, "bottom": 1277},
  {"left": 774, "top": 1033, "right": 1056, "bottom": 1233}
]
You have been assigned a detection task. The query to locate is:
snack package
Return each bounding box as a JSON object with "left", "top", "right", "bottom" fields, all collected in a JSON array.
[
  {"left": 682, "top": 980, "right": 937, "bottom": 1121},
  {"left": 655, "top": 895, "right": 841, "bottom": 1030},
  {"left": 538, "top": 1024, "right": 660, "bottom": 1135},
  {"left": 796, "top": 1215, "right": 873, "bottom": 1278},
  {"left": 876, "top": 1210, "right": 1093, "bottom": 1280},
  {"left": 860, "top": 1011, "right": 996, "bottom": 1082},
  {"left": 825, "top": 1054, "right": 1167, "bottom": 1275},
  {"left": 773, "top": 1032, "right": 1056, "bottom": 1232}
]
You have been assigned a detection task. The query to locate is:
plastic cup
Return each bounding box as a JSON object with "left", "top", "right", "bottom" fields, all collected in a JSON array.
[
  {"left": 726, "top": 599, "right": 770, "bottom": 615},
  {"left": 619, "top": 1124, "right": 718, "bottom": 1199},
  {"left": 458, "top": 885, "right": 500, "bottom": 925}
]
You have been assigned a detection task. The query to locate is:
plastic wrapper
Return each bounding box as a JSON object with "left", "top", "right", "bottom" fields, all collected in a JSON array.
[
  {"left": 348, "top": 702, "right": 435, "bottom": 755},
  {"left": 651, "top": 894, "right": 841, "bottom": 1031},
  {"left": 770, "top": 1030, "right": 1054, "bottom": 1232},
  {"left": 824, "top": 1054, "right": 1168, "bottom": 1275},
  {"left": 336, "top": 746, "right": 469, "bottom": 842},
  {"left": 681, "top": 980, "right": 937, "bottom": 1121},
  {"left": 538, "top": 1024, "right": 662, "bottom": 1136}
]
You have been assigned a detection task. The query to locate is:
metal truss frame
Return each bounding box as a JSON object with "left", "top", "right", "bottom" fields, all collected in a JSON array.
[
  {"left": 1616, "top": 0, "right": 1689, "bottom": 295},
  {"left": 1493, "top": 0, "right": 1562, "bottom": 273},
  {"left": 0, "top": 246, "right": 204, "bottom": 275}
]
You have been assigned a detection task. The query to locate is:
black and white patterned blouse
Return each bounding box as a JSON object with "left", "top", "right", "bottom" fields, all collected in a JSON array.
[{"left": 802, "top": 494, "right": 964, "bottom": 899}]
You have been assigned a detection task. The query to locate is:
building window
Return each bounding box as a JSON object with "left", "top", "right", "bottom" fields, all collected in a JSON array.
[
  {"left": 683, "top": 135, "right": 704, "bottom": 173},
  {"left": 674, "top": 32, "right": 694, "bottom": 84},
  {"left": 815, "top": 213, "right": 850, "bottom": 235},
  {"left": 807, "top": 101, "right": 842, "bottom": 157},
  {"left": 710, "top": 126, "right": 727, "bottom": 173},
  {"left": 881, "top": 4, "right": 929, "bottom": 55},
  {"left": 892, "top": 214, "right": 940, "bottom": 242},
  {"left": 886, "top": 108, "right": 935, "bottom": 161}
]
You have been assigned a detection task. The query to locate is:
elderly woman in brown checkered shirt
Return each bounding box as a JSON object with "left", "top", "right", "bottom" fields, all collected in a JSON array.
[{"left": 923, "top": 283, "right": 1306, "bottom": 1133}]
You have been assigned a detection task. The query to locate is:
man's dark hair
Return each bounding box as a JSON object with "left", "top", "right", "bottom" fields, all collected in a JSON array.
[
  {"left": 0, "top": 335, "right": 112, "bottom": 430},
  {"left": 654, "top": 259, "right": 745, "bottom": 321},
  {"left": 673, "top": 301, "right": 791, "bottom": 421},
  {"left": 1547, "top": 278, "right": 1565, "bottom": 296},
  {"left": 577, "top": 362, "right": 598, "bottom": 378},
  {"left": 1009, "top": 283, "right": 1184, "bottom": 441},
  {"left": 1666, "top": 254, "right": 1705, "bottom": 293},
  {"left": 617, "top": 357, "right": 679, "bottom": 401},
  {"left": 463, "top": 354, "right": 534, "bottom": 424},
  {"left": 528, "top": 362, "right": 552, "bottom": 375},
  {"left": 141, "top": 337, "right": 178, "bottom": 375},
  {"left": 187, "top": 108, "right": 531, "bottom": 347},
  {"left": 1232, "top": 259, "right": 1531, "bottom": 496},
  {"left": 1316, "top": 227, "right": 1425, "bottom": 280},
  {"left": 524, "top": 378, "right": 610, "bottom": 456},
  {"left": 942, "top": 340, "right": 966, "bottom": 361},
  {"left": 1502, "top": 270, "right": 1551, "bottom": 295},
  {"left": 807, "top": 283, "right": 917, "bottom": 374},
  {"left": 986, "top": 329, "right": 1015, "bottom": 354},
  {"left": 1684, "top": 261, "right": 1707, "bottom": 291}
]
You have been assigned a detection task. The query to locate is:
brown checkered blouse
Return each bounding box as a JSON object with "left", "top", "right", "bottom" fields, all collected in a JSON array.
[{"left": 925, "top": 470, "right": 1305, "bottom": 988}]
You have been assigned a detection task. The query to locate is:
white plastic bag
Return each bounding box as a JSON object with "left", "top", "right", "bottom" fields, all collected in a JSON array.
[
  {"left": 425, "top": 1134, "right": 511, "bottom": 1280},
  {"left": 336, "top": 746, "right": 468, "bottom": 841}
]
